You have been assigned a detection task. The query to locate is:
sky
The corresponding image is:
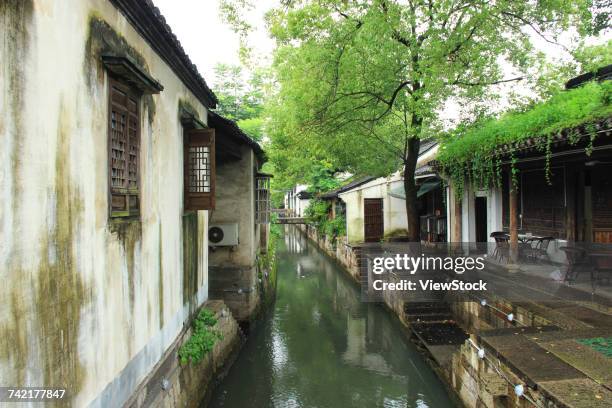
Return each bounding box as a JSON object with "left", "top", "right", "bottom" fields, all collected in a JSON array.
[
  {"left": 152, "top": 0, "right": 277, "bottom": 87},
  {"left": 152, "top": 1, "right": 607, "bottom": 127}
]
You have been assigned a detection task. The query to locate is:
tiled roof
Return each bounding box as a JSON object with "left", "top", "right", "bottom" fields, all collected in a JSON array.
[
  {"left": 320, "top": 177, "right": 377, "bottom": 199},
  {"left": 565, "top": 64, "right": 612, "bottom": 90},
  {"left": 208, "top": 111, "right": 265, "bottom": 159},
  {"left": 110, "top": 0, "right": 218, "bottom": 107}
]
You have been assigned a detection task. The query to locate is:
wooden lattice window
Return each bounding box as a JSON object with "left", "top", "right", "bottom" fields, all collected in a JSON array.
[
  {"left": 108, "top": 78, "right": 140, "bottom": 217},
  {"left": 184, "top": 128, "right": 215, "bottom": 210},
  {"left": 256, "top": 174, "right": 271, "bottom": 224}
]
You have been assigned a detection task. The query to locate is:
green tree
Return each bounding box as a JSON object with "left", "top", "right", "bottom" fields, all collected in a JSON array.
[
  {"left": 212, "top": 63, "right": 268, "bottom": 141},
  {"left": 264, "top": 0, "right": 600, "bottom": 241}
]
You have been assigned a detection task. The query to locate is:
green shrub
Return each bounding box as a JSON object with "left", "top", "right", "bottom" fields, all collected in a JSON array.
[
  {"left": 324, "top": 215, "right": 346, "bottom": 238},
  {"left": 305, "top": 199, "right": 346, "bottom": 240},
  {"left": 304, "top": 199, "right": 330, "bottom": 232},
  {"left": 178, "top": 308, "right": 223, "bottom": 364}
]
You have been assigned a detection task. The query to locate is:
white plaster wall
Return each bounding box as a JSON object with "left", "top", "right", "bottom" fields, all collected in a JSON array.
[
  {"left": 459, "top": 185, "right": 508, "bottom": 242},
  {"left": 297, "top": 198, "right": 310, "bottom": 217},
  {"left": 0, "top": 1, "right": 210, "bottom": 406},
  {"left": 209, "top": 147, "right": 258, "bottom": 267},
  {"left": 339, "top": 174, "right": 407, "bottom": 244},
  {"left": 488, "top": 186, "right": 504, "bottom": 240},
  {"left": 461, "top": 184, "right": 476, "bottom": 242}
]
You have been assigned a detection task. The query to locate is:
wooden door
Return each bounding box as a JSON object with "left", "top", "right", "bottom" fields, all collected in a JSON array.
[
  {"left": 475, "top": 196, "right": 487, "bottom": 243},
  {"left": 364, "top": 198, "right": 384, "bottom": 242}
]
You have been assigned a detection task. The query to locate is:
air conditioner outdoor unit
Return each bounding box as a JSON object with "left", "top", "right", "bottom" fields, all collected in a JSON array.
[{"left": 208, "top": 223, "right": 239, "bottom": 246}]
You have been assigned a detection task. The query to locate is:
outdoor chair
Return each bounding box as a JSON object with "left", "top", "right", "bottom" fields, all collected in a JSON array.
[
  {"left": 559, "top": 246, "right": 588, "bottom": 284},
  {"left": 590, "top": 252, "right": 612, "bottom": 289},
  {"left": 526, "top": 236, "right": 554, "bottom": 263},
  {"left": 518, "top": 242, "right": 535, "bottom": 262},
  {"left": 490, "top": 232, "right": 509, "bottom": 263}
]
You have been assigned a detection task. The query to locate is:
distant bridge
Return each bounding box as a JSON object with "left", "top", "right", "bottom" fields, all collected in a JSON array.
[
  {"left": 276, "top": 217, "right": 307, "bottom": 224},
  {"left": 272, "top": 208, "right": 307, "bottom": 224}
]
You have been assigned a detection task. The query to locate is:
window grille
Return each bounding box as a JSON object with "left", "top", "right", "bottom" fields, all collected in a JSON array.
[
  {"left": 184, "top": 128, "right": 215, "bottom": 210},
  {"left": 187, "top": 145, "right": 211, "bottom": 193},
  {"left": 108, "top": 79, "right": 140, "bottom": 217},
  {"left": 255, "top": 174, "right": 271, "bottom": 224}
]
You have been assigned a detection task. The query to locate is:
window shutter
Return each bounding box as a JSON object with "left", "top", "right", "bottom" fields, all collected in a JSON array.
[{"left": 184, "top": 128, "right": 215, "bottom": 210}]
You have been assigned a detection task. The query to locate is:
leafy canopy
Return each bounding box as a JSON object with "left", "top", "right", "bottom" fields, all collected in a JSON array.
[
  {"left": 265, "top": 0, "right": 598, "bottom": 178},
  {"left": 212, "top": 63, "right": 268, "bottom": 141}
]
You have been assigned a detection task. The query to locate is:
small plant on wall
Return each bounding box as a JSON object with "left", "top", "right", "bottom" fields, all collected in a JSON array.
[{"left": 178, "top": 308, "right": 223, "bottom": 364}]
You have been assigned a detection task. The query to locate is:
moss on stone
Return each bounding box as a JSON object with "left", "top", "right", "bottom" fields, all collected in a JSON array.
[
  {"left": 35, "top": 101, "right": 87, "bottom": 401},
  {"left": 0, "top": 0, "right": 33, "bottom": 385},
  {"left": 109, "top": 219, "right": 142, "bottom": 351},
  {"left": 384, "top": 228, "right": 409, "bottom": 239}
]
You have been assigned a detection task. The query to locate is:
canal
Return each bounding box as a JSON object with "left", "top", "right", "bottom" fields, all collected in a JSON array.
[{"left": 210, "top": 227, "right": 455, "bottom": 408}]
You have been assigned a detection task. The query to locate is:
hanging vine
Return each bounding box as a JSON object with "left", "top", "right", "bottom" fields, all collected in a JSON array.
[{"left": 438, "top": 81, "right": 612, "bottom": 198}]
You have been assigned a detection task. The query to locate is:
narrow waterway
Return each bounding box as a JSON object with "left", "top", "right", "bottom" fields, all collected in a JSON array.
[{"left": 210, "top": 227, "right": 455, "bottom": 408}]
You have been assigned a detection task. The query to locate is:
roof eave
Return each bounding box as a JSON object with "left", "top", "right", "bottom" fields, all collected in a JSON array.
[{"left": 110, "top": 0, "right": 218, "bottom": 108}]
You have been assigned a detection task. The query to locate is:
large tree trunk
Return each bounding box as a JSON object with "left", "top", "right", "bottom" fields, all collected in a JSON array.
[{"left": 404, "top": 137, "right": 420, "bottom": 242}]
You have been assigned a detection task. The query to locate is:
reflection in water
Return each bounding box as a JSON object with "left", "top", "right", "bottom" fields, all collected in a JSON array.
[{"left": 210, "top": 227, "right": 455, "bottom": 408}]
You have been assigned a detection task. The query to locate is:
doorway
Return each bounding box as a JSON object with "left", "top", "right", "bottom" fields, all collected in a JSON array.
[
  {"left": 475, "top": 196, "right": 487, "bottom": 243},
  {"left": 364, "top": 198, "right": 384, "bottom": 242}
]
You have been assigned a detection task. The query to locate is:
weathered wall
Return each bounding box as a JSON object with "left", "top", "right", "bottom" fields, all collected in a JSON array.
[
  {"left": 208, "top": 147, "right": 261, "bottom": 321},
  {"left": 125, "top": 301, "right": 242, "bottom": 408},
  {"left": 0, "top": 1, "right": 210, "bottom": 406},
  {"left": 339, "top": 175, "right": 407, "bottom": 244},
  {"left": 209, "top": 146, "right": 257, "bottom": 267}
]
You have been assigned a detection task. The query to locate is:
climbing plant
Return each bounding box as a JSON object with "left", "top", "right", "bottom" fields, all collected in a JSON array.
[{"left": 438, "top": 81, "right": 612, "bottom": 196}]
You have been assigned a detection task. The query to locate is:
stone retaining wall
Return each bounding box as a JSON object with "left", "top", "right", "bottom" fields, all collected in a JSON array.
[{"left": 125, "top": 301, "right": 242, "bottom": 408}]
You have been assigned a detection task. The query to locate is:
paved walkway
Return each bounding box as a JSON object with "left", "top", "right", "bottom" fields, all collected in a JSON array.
[{"left": 477, "top": 262, "right": 612, "bottom": 407}]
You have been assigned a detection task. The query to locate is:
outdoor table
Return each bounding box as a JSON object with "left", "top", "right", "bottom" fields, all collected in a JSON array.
[{"left": 503, "top": 233, "right": 544, "bottom": 244}]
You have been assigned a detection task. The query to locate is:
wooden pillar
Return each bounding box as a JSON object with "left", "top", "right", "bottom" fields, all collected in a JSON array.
[
  {"left": 453, "top": 190, "right": 462, "bottom": 242},
  {"left": 509, "top": 171, "right": 519, "bottom": 262},
  {"left": 577, "top": 168, "right": 585, "bottom": 242},
  {"left": 566, "top": 166, "right": 576, "bottom": 242}
]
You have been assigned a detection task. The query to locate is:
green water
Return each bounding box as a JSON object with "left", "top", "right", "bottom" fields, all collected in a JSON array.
[{"left": 210, "top": 227, "right": 455, "bottom": 408}]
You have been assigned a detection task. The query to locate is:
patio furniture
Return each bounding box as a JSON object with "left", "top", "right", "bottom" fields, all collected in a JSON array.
[
  {"left": 526, "top": 236, "right": 554, "bottom": 263},
  {"left": 502, "top": 232, "right": 547, "bottom": 262},
  {"left": 559, "top": 246, "right": 588, "bottom": 283},
  {"left": 490, "top": 231, "right": 509, "bottom": 263},
  {"left": 590, "top": 252, "right": 612, "bottom": 289}
]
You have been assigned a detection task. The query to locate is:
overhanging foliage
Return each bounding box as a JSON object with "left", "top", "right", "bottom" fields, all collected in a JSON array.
[{"left": 438, "top": 81, "right": 612, "bottom": 195}]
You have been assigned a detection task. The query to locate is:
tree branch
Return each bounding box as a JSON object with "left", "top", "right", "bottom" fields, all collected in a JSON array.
[
  {"left": 451, "top": 76, "right": 524, "bottom": 86},
  {"left": 500, "top": 10, "right": 572, "bottom": 54}
]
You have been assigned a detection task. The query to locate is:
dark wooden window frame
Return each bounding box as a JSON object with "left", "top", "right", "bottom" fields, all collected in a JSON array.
[
  {"left": 184, "top": 128, "right": 216, "bottom": 211},
  {"left": 255, "top": 174, "right": 271, "bottom": 224},
  {"left": 108, "top": 77, "right": 142, "bottom": 218}
]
